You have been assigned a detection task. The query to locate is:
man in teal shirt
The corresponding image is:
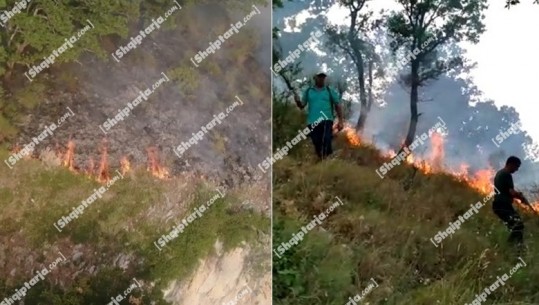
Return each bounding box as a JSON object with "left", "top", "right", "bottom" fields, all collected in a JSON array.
[{"left": 293, "top": 72, "right": 344, "bottom": 159}]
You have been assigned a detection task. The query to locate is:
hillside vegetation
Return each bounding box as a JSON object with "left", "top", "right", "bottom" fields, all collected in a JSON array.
[
  {"left": 272, "top": 103, "right": 539, "bottom": 305},
  {"left": 0, "top": 148, "right": 269, "bottom": 304}
]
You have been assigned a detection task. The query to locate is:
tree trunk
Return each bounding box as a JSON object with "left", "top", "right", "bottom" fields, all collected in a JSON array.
[
  {"left": 367, "top": 59, "right": 373, "bottom": 112},
  {"left": 404, "top": 60, "right": 420, "bottom": 148},
  {"left": 354, "top": 52, "right": 368, "bottom": 132},
  {"left": 346, "top": 8, "right": 369, "bottom": 133}
]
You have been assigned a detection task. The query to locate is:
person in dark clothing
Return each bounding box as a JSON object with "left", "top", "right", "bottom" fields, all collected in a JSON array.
[
  {"left": 307, "top": 120, "right": 335, "bottom": 159},
  {"left": 492, "top": 156, "right": 530, "bottom": 251},
  {"left": 293, "top": 72, "right": 344, "bottom": 160}
]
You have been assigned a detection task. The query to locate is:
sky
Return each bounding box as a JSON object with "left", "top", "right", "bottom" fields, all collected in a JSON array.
[
  {"left": 461, "top": 1, "right": 539, "bottom": 142},
  {"left": 282, "top": 0, "right": 539, "bottom": 143}
]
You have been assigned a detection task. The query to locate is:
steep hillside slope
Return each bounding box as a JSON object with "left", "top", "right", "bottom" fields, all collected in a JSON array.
[{"left": 272, "top": 105, "right": 539, "bottom": 305}]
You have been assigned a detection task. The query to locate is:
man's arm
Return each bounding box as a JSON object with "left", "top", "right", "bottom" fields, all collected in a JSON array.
[
  {"left": 508, "top": 174, "right": 530, "bottom": 204},
  {"left": 335, "top": 104, "right": 344, "bottom": 124},
  {"left": 510, "top": 189, "right": 530, "bottom": 205},
  {"left": 294, "top": 89, "right": 307, "bottom": 109},
  {"left": 331, "top": 88, "right": 344, "bottom": 130}
]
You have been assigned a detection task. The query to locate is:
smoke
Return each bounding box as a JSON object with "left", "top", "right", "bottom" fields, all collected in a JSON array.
[
  {"left": 18, "top": 1, "right": 271, "bottom": 185},
  {"left": 275, "top": 0, "right": 539, "bottom": 188},
  {"left": 244, "top": 3, "right": 272, "bottom": 68}
]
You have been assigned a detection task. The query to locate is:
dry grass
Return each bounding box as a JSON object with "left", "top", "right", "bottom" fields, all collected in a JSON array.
[
  {"left": 0, "top": 148, "right": 269, "bottom": 304},
  {"left": 273, "top": 131, "right": 539, "bottom": 305}
]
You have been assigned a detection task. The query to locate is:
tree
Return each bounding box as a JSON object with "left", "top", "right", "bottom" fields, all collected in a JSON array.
[
  {"left": 326, "top": 0, "right": 375, "bottom": 132},
  {"left": 0, "top": 0, "right": 139, "bottom": 81},
  {"left": 505, "top": 0, "right": 539, "bottom": 9},
  {"left": 272, "top": 0, "right": 302, "bottom": 98},
  {"left": 387, "top": 0, "right": 488, "bottom": 149}
]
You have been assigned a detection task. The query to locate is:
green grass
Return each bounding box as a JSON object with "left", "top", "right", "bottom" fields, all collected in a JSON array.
[
  {"left": 0, "top": 148, "right": 269, "bottom": 305},
  {"left": 273, "top": 102, "right": 539, "bottom": 305}
]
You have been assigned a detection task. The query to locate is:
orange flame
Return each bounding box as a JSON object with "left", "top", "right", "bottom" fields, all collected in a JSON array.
[
  {"left": 338, "top": 128, "right": 539, "bottom": 214},
  {"left": 86, "top": 157, "right": 95, "bottom": 177},
  {"left": 456, "top": 163, "right": 469, "bottom": 179},
  {"left": 405, "top": 153, "right": 414, "bottom": 165},
  {"left": 146, "top": 147, "right": 170, "bottom": 179},
  {"left": 467, "top": 168, "right": 495, "bottom": 194},
  {"left": 342, "top": 131, "right": 495, "bottom": 197},
  {"left": 430, "top": 132, "right": 444, "bottom": 171},
  {"left": 17, "top": 138, "right": 175, "bottom": 183},
  {"left": 63, "top": 140, "right": 76, "bottom": 172},
  {"left": 120, "top": 156, "right": 130, "bottom": 175},
  {"left": 97, "top": 144, "right": 110, "bottom": 183},
  {"left": 343, "top": 126, "right": 361, "bottom": 146}
]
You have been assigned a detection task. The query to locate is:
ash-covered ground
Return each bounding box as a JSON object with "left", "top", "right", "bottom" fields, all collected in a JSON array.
[{"left": 15, "top": 3, "right": 271, "bottom": 187}]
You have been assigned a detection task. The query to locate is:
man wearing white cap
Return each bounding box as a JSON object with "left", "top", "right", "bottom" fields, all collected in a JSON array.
[{"left": 293, "top": 72, "right": 344, "bottom": 159}]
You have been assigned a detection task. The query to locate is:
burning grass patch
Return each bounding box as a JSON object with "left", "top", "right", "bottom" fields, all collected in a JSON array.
[
  {"left": 273, "top": 131, "right": 539, "bottom": 305},
  {"left": 0, "top": 147, "right": 269, "bottom": 304}
]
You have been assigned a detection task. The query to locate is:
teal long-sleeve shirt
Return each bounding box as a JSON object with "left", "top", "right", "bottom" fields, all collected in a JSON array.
[{"left": 301, "top": 86, "right": 341, "bottom": 124}]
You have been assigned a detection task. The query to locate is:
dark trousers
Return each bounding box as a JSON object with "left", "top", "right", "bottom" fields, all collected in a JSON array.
[
  {"left": 308, "top": 120, "right": 333, "bottom": 159},
  {"left": 493, "top": 204, "right": 524, "bottom": 245}
]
